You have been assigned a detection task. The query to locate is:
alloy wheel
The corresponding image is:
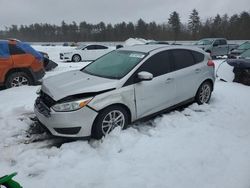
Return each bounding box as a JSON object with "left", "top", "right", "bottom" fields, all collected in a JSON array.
[
  {"left": 199, "top": 84, "right": 211, "bottom": 103},
  {"left": 101, "top": 110, "right": 125, "bottom": 135},
  {"left": 11, "top": 76, "right": 29, "bottom": 87}
]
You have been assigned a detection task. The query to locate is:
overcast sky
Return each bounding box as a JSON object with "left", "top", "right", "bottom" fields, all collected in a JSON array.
[{"left": 0, "top": 0, "right": 249, "bottom": 29}]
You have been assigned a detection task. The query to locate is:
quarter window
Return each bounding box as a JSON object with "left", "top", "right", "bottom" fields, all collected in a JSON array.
[{"left": 191, "top": 51, "right": 205, "bottom": 63}]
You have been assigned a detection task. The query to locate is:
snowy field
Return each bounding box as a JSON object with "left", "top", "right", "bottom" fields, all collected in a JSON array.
[{"left": 1, "top": 46, "right": 250, "bottom": 188}]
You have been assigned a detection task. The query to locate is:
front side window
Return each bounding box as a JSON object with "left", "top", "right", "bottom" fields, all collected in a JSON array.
[
  {"left": 213, "top": 40, "right": 220, "bottom": 46},
  {"left": 86, "top": 45, "right": 96, "bottom": 50},
  {"left": 95, "top": 45, "right": 108, "bottom": 50},
  {"left": 219, "top": 40, "right": 227, "bottom": 45},
  {"left": 137, "top": 50, "right": 172, "bottom": 77},
  {"left": 75, "top": 45, "right": 87, "bottom": 50},
  {"left": 195, "top": 39, "right": 213, "bottom": 45},
  {"left": 82, "top": 50, "right": 146, "bottom": 79}
]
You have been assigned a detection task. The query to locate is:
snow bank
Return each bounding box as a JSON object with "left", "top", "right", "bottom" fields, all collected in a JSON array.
[{"left": 124, "top": 38, "right": 148, "bottom": 46}]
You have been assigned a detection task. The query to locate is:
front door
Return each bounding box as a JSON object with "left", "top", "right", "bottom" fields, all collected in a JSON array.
[{"left": 134, "top": 50, "right": 176, "bottom": 119}]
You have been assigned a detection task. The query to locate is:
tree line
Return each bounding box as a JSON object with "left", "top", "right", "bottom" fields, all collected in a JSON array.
[{"left": 0, "top": 10, "right": 250, "bottom": 42}]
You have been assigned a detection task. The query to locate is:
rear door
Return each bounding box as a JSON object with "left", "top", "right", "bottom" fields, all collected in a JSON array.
[
  {"left": 0, "top": 42, "right": 12, "bottom": 83},
  {"left": 134, "top": 50, "right": 177, "bottom": 118},
  {"left": 94, "top": 45, "right": 109, "bottom": 58},
  {"left": 170, "top": 49, "right": 204, "bottom": 103}
]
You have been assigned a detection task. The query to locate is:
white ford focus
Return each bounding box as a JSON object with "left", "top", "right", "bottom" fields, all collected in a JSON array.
[{"left": 60, "top": 44, "right": 115, "bottom": 62}]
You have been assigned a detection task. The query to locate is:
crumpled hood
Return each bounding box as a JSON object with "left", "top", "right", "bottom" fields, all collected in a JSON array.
[{"left": 42, "top": 70, "right": 118, "bottom": 101}]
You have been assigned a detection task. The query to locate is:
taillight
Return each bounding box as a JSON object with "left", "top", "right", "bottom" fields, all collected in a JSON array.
[{"left": 207, "top": 60, "right": 215, "bottom": 67}]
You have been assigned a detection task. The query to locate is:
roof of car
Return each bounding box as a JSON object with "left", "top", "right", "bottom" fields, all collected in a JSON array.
[
  {"left": 118, "top": 44, "right": 204, "bottom": 54},
  {"left": 118, "top": 44, "right": 170, "bottom": 53}
]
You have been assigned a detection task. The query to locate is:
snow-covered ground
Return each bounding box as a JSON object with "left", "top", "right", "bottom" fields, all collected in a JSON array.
[{"left": 1, "top": 46, "right": 250, "bottom": 188}]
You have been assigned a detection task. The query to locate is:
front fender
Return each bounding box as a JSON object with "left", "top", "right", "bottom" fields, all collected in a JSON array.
[{"left": 88, "top": 85, "right": 137, "bottom": 121}]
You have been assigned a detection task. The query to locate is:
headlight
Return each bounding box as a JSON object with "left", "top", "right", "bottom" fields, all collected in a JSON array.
[
  {"left": 52, "top": 97, "right": 93, "bottom": 112},
  {"left": 44, "top": 54, "right": 49, "bottom": 59}
]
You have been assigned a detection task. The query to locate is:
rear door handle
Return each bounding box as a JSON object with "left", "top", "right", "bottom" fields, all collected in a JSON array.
[
  {"left": 195, "top": 69, "right": 201, "bottom": 73},
  {"left": 165, "top": 78, "right": 174, "bottom": 83}
]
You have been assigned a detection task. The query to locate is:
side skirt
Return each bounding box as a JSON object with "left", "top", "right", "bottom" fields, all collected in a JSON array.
[{"left": 133, "top": 97, "right": 195, "bottom": 123}]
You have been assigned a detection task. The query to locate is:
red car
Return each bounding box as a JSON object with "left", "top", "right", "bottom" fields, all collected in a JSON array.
[{"left": 0, "top": 39, "right": 45, "bottom": 88}]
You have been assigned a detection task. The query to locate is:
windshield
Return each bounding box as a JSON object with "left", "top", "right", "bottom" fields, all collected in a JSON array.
[
  {"left": 238, "top": 42, "right": 250, "bottom": 50},
  {"left": 195, "top": 39, "right": 213, "bottom": 45},
  {"left": 82, "top": 50, "right": 146, "bottom": 79},
  {"left": 240, "top": 49, "right": 250, "bottom": 59},
  {"left": 75, "top": 45, "right": 87, "bottom": 50}
]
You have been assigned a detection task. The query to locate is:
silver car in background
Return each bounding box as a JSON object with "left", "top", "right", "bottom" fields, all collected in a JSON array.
[{"left": 34, "top": 45, "right": 215, "bottom": 139}]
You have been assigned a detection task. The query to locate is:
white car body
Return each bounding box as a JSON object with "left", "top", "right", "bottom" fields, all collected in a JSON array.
[{"left": 60, "top": 44, "right": 115, "bottom": 62}]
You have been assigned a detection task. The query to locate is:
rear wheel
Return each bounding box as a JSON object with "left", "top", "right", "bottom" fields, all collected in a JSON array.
[
  {"left": 5, "top": 72, "right": 33, "bottom": 88},
  {"left": 92, "top": 105, "right": 129, "bottom": 139},
  {"left": 72, "top": 54, "right": 81, "bottom": 62},
  {"left": 195, "top": 81, "right": 212, "bottom": 105}
]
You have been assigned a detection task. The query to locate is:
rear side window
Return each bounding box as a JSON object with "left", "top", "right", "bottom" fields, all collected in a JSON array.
[
  {"left": 191, "top": 51, "right": 205, "bottom": 63},
  {"left": 9, "top": 44, "right": 25, "bottom": 55},
  {"left": 171, "top": 49, "right": 195, "bottom": 70},
  {"left": 0, "top": 42, "right": 10, "bottom": 58},
  {"left": 137, "top": 50, "right": 172, "bottom": 77}
]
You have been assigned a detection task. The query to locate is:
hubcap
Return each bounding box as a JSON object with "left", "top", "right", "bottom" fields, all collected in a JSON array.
[
  {"left": 73, "top": 55, "right": 80, "bottom": 62},
  {"left": 11, "top": 76, "right": 28, "bottom": 87},
  {"left": 101, "top": 110, "right": 125, "bottom": 135},
  {"left": 199, "top": 84, "right": 211, "bottom": 103}
]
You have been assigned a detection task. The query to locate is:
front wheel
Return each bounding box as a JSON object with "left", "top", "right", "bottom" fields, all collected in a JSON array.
[
  {"left": 5, "top": 72, "right": 33, "bottom": 88},
  {"left": 91, "top": 105, "right": 129, "bottom": 139},
  {"left": 72, "top": 54, "right": 81, "bottom": 62},
  {"left": 195, "top": 81, "right": 212, "bottom": 105}
]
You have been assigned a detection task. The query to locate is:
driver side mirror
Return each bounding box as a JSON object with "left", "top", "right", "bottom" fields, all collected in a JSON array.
[{"left": 137, "top": 71, "right": 153, "bottom": 81}]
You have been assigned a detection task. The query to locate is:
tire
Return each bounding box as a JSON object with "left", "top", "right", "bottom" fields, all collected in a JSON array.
[
  {"left": 195, "top": 81, "right": 212, "bottom": 105},
  {"left": 5, "top": 72, "right": 33, "bottom": 88},
  {"left": 91, "top": 105, "right": 129, "bottom": 139},
  {"left": 72, "top": 54, "right": 81, "bottom": 62}
]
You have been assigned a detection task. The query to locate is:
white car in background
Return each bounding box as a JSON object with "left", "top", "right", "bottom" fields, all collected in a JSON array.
[{"left": 60, "top": 44, "right": 115, "bottom": 62}]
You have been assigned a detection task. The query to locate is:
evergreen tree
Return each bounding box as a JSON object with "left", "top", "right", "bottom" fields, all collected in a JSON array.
[
  {"left": 188, "top": 9, "right": 201, "bottom": 39},
  {"left": 168, "top": 11, "right": 181, "bottom": 41}
]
